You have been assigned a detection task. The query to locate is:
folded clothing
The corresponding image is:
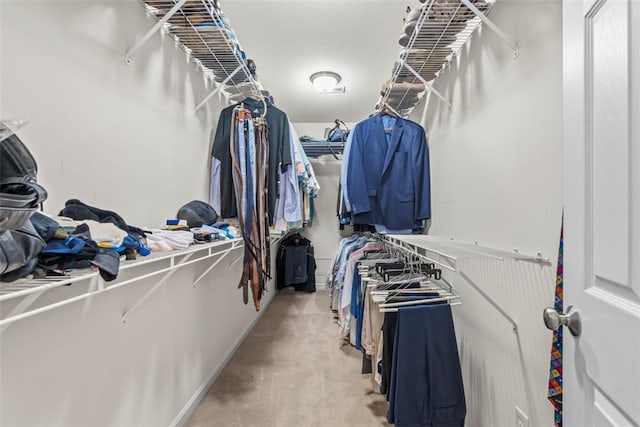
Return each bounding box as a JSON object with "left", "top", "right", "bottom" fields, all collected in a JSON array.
[
  {"left": 82, "top": 220, "right": 128, "bottom": 248},
  {"left": 145, "top": 230, "right": 194, "bottom": 251},
  {"left": 53, "top": 216, "right": 148, "bottom": 256}
]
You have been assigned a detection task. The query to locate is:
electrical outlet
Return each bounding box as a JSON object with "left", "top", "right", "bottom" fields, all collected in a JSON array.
[{"left": 516, "top": 406, "right": 530, "bottom": 427}]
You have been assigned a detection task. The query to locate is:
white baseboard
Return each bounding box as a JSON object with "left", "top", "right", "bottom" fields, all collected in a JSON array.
[{"left": 315, "top": 273, "right": 327, "bottom": 290}]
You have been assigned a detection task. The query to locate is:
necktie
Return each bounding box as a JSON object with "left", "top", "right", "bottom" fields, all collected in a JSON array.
[
  {"left": 547, "top": 221, "right": 563, "bottom": 426},
  {"left": 230, "top": 107, "right": 271, "bottom": 311}
]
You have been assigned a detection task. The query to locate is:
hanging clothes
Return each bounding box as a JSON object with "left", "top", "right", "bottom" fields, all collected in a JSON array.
[
  {"left": 273, "top": 124, "right": 302, "bottom": 232},
  {"left": 338, "top": 241, "right": 384, "bottom": 339},
  {"left": 276, "top": 232, "right": 316, "bottom": 293},
  {"left": 388, "top": 304, "right": 466, "bottom": 427},
  {"left": 340, "top": 114, "right": 431, "bottom": 233},
  {"left": 272, "top": 123, "right": 320, "bottom": 232},
  {"left": 327, "top": 235, "right": 370, "bottom": 312},
  {"left": 210, "top": 98, "right": 292, "bottom": 225},
  {"left": 328, "top": 234, "right": 466, "bottom": 424}
]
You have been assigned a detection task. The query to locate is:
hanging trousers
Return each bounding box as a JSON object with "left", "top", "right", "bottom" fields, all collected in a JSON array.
[
  {"left": 381, "top": 311, "right": 397, "bottom": 398},
  {"left": 388, "top": 304, "right": 466, "bottom": 427}
]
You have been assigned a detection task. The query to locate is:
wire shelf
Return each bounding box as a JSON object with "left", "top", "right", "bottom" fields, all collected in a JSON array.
[
  {"left": 137, "top": 0, "right": 263, "bottom": 101},
  {"left": 0, "top": 239, "right": 244, "bottom": 333},
  {"left": 378, "top": 0, "right": 497, "bottom": 117}
]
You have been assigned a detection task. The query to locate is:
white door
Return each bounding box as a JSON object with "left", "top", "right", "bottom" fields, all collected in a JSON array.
[{"left": 563, "top": 0, "right": 640, "bottom": 425}]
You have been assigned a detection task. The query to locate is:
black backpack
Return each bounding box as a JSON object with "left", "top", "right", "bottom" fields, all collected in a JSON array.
[
  {"left": 0, "top": 133, "right": 48, "bottom": 281},
  {"left": 177, "top": 200, "right": 219, "bottom": 228},
  {"left": 1, "top": 133, "right": 48, "bottom": 231}
]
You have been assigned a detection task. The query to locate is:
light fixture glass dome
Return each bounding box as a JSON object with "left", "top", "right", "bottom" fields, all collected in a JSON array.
[{"left": 310, "top": 71, "right": 341, "bottom": 92}]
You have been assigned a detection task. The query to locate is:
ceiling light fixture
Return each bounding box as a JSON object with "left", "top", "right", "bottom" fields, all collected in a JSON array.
[{"left": 310, "top": 71, "right": 344, "bottom": 93}]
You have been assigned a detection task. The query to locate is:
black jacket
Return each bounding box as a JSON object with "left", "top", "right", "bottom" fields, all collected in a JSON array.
[{"left": 276, "top": 233, "right": 316, "bottom": 293}]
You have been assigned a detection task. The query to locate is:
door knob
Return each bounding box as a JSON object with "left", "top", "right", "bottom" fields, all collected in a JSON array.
[{"left": 543, "top": 305, "right": 581, "bottom": 337}]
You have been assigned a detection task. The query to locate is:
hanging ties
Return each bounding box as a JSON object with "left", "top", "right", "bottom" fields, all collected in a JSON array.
[
  {"left": 231, "top": 107, "right": 250, "bottom": 305},
  {"left": 230, "top": 105, "right": 271, "bottom": 311},
  {"left": 244, "top": 113, "right": 260, "bottom": 309},
  {"left": 255, "top": 117, "right": 270, "bottom": 297}
]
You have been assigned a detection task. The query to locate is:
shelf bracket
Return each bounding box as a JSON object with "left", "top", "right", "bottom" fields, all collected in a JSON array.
[
  {"left": 124, "top": 0, "right": 189, "bottom": 65},
  {"left": 0, "top": 289, "right": 46, "bottom": 335},
  {"left": 459, "top": 0, "right": 519, "bottom": 58},
  {"left": 192, "top": 243, "right": 239, "bottom": 287},
  {"left": 121, "top": 251, "right": 195, "bottom": 323},
  {"left": 229, "top": 249, "right": 245, "bottom": 270},
  {"left": 459, "top": 270, "right": 519, "bottom": 334},
  {"left": 195, "top": 65, "right": 244, "bottom": 112},
  {"left": 400, "top": 61, "right": 453, "bottom": 110}
]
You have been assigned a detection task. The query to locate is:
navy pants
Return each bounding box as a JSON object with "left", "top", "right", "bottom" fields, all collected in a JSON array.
[{"left": 388, "top": 304, "right": 466, "bottom": 427}]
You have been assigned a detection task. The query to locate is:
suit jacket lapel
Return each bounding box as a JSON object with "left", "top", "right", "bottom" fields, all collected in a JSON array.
[
  {"left": 381, "top": 117, "right": 404, "bottom": 175},
  {"left": 372, "top": 114, "right": 388, "bottom": 153}
]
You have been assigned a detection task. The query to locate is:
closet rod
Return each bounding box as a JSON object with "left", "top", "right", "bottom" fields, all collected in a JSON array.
[
  {"left": 125, "top": 0, "right": 189, "bottom": 65},
  {"left": 376, "top": 234, "right": 519, "bottom": 333}
]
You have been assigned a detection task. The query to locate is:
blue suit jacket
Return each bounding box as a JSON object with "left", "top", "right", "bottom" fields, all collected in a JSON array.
[{"left": 346, "top": 115, "right": 431, "bottom": 230}]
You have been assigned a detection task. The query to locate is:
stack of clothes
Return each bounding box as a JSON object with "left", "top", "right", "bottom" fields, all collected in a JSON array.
[{"left": 30, "top": 199, "right": 152, "bottom": 281}]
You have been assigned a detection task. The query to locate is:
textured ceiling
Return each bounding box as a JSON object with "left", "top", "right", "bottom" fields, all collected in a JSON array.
[{"left": 222, "top": 0, "right": 409, "bottom": 123}]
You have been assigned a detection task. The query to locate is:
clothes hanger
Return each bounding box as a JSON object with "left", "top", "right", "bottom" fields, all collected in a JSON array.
[
  {"left": 376, "top": 276, "right": 456, "bottom": 304},
  {"left": 241, "top": 84, "right": 268, "bottom": 117},
  {"left": 368, "top": 273, "right": 457, "bottom": 310},
  {"left": 383, "top": 289, "right": 452, "bottom": 303},
  {"left": 370, "top": 281, "right": 441, "bottom": 296},
  {"left": 375, "top": 101, "right": 399, "bottom": 131},
  {"left": 366, "top": 272, "right": 430, "bottom": 292},
  {"left": 378, "top": 104, "right": 397, "bottom": 117},
  {"left": 379, "top": 296, "right": 462, "bottom": 313}
]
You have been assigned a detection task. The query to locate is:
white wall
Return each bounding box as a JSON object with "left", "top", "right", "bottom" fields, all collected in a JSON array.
[
  {"left": 0, "top": 0, "right": 224, "bottom": 228},
  {"left": 411, "top": 1, "right": 563, "bottom": 259},
  {"left": 302, "top": 156, "right": 344, "bottom": 287},
  {"left": 0, "top": 1, "right": 274, "bottom": 426},
  {"left": 0, "top": 242, "right": 278, "bottom": 427},
  {"left": 291, "top": 122, "right": 351, "bottom": 287},
  {"left": 409, "top": 0, "right": 563, "bottom": 425}
]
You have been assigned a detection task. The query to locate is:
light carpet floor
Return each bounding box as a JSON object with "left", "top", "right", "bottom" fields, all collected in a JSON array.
[{"left": 185, "top": 289, "right": 392, "bottom": 427}]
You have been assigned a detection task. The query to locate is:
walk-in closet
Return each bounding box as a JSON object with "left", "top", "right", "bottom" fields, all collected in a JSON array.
[{"left": 1, "top": 0, "right": 638, "bottom": 426}]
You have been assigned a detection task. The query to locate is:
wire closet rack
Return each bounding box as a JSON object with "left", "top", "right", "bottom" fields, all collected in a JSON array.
[
  {"left": 378, "top": 0, "right": 518, "bottom": 117},
  {"left": 128, "top": 0, "right": 265, "bottom": 111}
]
